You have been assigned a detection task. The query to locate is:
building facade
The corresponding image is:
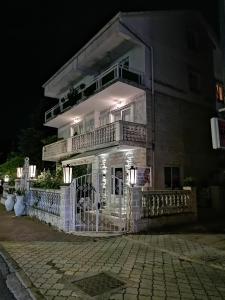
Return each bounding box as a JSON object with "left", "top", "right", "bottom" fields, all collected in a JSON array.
[{"left": 42, "top": 11, "right": 225, "bottom": 220}]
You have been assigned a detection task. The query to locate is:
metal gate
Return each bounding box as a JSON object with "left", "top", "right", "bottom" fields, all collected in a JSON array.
[{"left": 70, "top": 174, "right": 127, "bottom": 232}]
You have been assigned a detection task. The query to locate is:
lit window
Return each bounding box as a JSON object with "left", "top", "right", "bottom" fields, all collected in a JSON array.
[{"left": 216, "top": 82, "right": 224, "bottom": 102}]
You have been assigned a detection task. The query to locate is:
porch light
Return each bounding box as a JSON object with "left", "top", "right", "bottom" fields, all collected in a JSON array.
[
  {"left": 17, "top": 167, "right": 23, "bottom": 178},
  {"left": 29, "top": 165, "right": 36, "bottom": 178},
  {"left": 129, "top": 166, "right": 137, "bottom": 187},
  {"left": 4, "top": 175, "right": 9, "bottom": 183},
  {"left": 63, "top": 165, "right": 72, "bottom": 184}
]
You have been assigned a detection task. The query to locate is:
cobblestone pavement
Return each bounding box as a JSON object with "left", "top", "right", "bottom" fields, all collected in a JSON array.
[{"left": 1, "top": 234, "right": 225, "bottom": 300}]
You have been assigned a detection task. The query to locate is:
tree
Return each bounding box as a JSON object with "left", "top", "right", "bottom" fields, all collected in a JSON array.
[{"left": 0, "top": 153, "right": 24, "bottom": 183}]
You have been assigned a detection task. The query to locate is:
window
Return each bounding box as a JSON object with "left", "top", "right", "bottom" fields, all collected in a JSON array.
[
  {"left": 187, "top": 30, "right": 198, "bottom": 51},
  {"left": 112, "top": 106, "right": 132, "bottom": 122},
  {"left": 71, "top": 123, "right": 84, "bottom": 136},
  {"left": 164, "top": 167, "right": 180, "bottom": 189},
  {"left": 99, "top": 112, "right": 110, "bottom": 126},
  {"left": 216, "top": 82, "right": 224, "bottom": 102},
  {"left": 122, "top": 107, "right": 131, "bottom": 121},
  {"left": 119, "top": 57, "right": 129, "bottom": 69},
  {"left": 188, "top": 70, "right": 200, "bottom": 93},
  {"left": 111, "top": 167, "right": 123, "bottom": 195},
  {"left": 85, "top": 118, "right": 94, "bottom": 132}
]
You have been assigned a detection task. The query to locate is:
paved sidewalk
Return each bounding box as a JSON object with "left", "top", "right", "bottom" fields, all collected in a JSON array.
[{"left": 0, "top": 204, "right": 225, "bottom": 299}]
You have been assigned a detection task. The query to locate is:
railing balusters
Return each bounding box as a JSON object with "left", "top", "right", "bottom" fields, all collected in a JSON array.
[
  {"left": 142, "top": 190, "right": 193, "bottom": 218},
  {"left": 29, "top": 189, "right": 61, "bottom": 216},
  {"left": 44, "top": 121, "right": 146, "bottom": 160}
]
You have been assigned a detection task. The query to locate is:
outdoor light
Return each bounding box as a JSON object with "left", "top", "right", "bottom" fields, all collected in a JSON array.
[
  {"left": 4, "top": 175, "right": 9, "bottom": 183},
  {"left": 29, "top": 165, "right": 36, "bottom": 178},
  {"left": 63, "top": 165, "right": 72, "bottom": 184},
  {"left": 129, "top": 166, "right": 137, "bottom": 187},
  {"left": 17, "top": 167, "right": 23, "bottom": 178}
]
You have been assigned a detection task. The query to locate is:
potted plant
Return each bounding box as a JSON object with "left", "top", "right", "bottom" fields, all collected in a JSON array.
[
  {"left": 183, "top": 177, "right": 196, "bottom": 190},
  {"left": 5, "top": 187, "right": 15, "bottom": 211},
  {"left": 14, "top": 188, "right": 26, "bottom": 216}
]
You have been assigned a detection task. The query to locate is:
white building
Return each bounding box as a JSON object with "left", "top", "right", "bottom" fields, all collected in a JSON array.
[{"left": 40, "top": 11, "right": 224, "bottom": 231}]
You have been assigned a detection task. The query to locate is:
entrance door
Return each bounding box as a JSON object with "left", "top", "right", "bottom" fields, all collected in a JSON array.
[{"left": 110, "top": 167, "right": 124, "bottom": 217}]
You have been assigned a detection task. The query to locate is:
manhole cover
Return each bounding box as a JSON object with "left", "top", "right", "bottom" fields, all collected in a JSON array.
[{"left": 72, "top": 272, "right": 124, "bottom": 297}]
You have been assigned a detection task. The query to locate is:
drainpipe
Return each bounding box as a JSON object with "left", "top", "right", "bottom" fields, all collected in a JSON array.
[{"left": 119, "top": 19, "right": 156, "bottom": 189}]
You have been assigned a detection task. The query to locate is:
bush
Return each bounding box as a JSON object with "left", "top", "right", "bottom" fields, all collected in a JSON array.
[
  {"left": 183, "top": 176, "right": 196, "bottom": 187},
  {"left": 32, "top": 167, "right": 63, "bottom": 189}
]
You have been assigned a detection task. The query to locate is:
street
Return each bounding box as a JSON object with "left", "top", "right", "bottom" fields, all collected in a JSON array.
[{"left": 0, "top": 204, "right": 225, "bottom": 299}]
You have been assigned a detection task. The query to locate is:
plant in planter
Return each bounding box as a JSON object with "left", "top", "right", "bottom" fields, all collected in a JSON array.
[
  {"left": 5, "top": 187, "right": 15, "bottom": 211},
  {"left": 14, "top": 188, "right": 26, "bottom": 216},
  {"left": 183, "top": 177, "right": 196, "bottom": 190}
]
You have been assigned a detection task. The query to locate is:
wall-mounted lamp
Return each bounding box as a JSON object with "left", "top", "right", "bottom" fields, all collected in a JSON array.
[
  {"left": 29, "top": 165, "right": 36, "bottom": 179},
  {"left": 17, "top": 167, "right": 23, "bottom": 178},
  {"left": 63, "top": 165, "right": 72, "bottom": 184},
  {"left": 129, "top": 166, "right": 137, "bottom": 187},
  {"left": 4, "top": 175, "right": 9, "bottom": 183}
]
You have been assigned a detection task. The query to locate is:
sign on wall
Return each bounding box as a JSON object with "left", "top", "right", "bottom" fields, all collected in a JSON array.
[
  {"left": 136, "top": 167, "right": 152, "bottom": 187},
  {"left": 210, "top": 117, "right": 225, "bottom": 149}
]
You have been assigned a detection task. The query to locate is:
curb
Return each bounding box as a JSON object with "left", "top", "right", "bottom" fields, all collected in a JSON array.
[{"left": 0, "top": 245, "right": 44, "bottom": 300}]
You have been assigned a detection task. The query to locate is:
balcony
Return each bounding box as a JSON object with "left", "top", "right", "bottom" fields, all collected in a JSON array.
[
  {"left": 45, "top": 63, "right": 144, "bottom": 126},
  {"left": 42, "top": 121, "right": 146, "bottom": 161}
]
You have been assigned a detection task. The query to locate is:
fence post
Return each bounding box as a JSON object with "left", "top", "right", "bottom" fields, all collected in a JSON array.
[
  {"left": 127, "top": 187, "right": 142, "bottom": 233},
  {"left": 60, "top": 185, "right": 71, "bottom": 232},
  {"left": 190, "top": 188, "right": 198, "bottom": 220}
]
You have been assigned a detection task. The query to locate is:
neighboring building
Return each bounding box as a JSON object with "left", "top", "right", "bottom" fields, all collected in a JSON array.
[{"left": 42, "top": 11, "right": 225, "bottom": 211}]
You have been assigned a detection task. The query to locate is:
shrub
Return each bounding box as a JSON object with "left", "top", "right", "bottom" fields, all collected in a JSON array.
[
  {"left": 183, "top": 176, "right": 196, "bottom": 187},
  {"left": 32, "top": 167, "right": 63, "bottom": 189}
]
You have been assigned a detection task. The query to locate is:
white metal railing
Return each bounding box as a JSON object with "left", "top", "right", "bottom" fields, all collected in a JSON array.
[
  {"left": 28, "top": 188, "right": 61, "bottom": 216},
  {"left": 45, "top": 63, "right": 144, "bottom": 122},
  {"left": 141, "top": 190, "right": 194, "bottom": 218}
]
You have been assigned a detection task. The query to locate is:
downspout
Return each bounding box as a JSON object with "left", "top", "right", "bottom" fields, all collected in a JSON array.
[{"left": 119, "top": 19, "right": 156, "bottom": 189}]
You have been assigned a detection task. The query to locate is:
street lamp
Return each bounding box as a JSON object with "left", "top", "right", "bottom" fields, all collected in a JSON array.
[
  {"left": 17, "top": 167, "right": 23, "bottom": 178},
  {"left": 63, "top": 165, "right": 72, "bottom": 184},
  {"left": 29, "top": 165, "right": 36, "bottom": 179},
  {"left": 129, "top": 166, "right": 137, "bottom": 187}
]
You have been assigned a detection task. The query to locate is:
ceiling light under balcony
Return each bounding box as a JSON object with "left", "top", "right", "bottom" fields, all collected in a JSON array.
[{"left": 73, "top": 117, "right": 81, "bottom": 124}]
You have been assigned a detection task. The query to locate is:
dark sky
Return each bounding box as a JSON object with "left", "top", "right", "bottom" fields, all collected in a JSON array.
[{"left": 1, "top": 1, "right": 220, "bottom": 163}]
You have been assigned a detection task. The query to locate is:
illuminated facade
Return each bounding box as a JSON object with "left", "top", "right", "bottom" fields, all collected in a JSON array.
[{"left": 42, "top": 11, "right": 225, "bottom": 197}]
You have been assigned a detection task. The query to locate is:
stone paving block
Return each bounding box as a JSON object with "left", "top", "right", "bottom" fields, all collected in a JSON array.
[
  {"left": 109, "top": 293, "right": 124, "bottom": 300},
  {"left": 59, "top": 289, "right": 73, "bottom": 296},
  {"left": 46, "top": 289, "right": 59, "bottom": 296},
  {"left": 124, "top": 294, "right": 138, "bottom": 300}
]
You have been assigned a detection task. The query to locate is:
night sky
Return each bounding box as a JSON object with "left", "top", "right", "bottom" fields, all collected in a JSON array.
[{"left": 1, "top": 1, "right": 220, "bottom": 163}]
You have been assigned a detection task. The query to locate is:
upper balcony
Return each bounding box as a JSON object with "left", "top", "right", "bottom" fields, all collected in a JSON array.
[
  {"left": 42, "top": 120, "right": 147, "bottom": 161},
  {"left": 44, "top": 63, "right": 145, "bottom": 128}
]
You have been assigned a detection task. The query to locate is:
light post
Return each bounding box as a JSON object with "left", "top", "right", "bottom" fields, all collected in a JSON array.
[
  {"left": 4, "top": 175, "right": 9, "bottom": 183},
  {"left": 29, "top": 165, "right": 36, "bottom": 179},
  {"left": 17, "top": 167, "right": 23, "bottom": 179},
  {"left": 128, "top": 166, "right": 137, "bottom": 232},
  {"left": 129, "top": 166, "right": 137, "bottom": 187},
  {"left": 63, "top": 165, "right": 72, "bottom": 184}
]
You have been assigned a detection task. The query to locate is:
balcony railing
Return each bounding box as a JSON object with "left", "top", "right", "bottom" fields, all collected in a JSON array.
[
  {"left": 45, "top": 63, "right": 144, "bottom": 122},
  {"left": 43, "top": 139, "right": 67, "bottom": 161},
  {"left": 43, "top": 121, "right": 146, "bottom": 161}
]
